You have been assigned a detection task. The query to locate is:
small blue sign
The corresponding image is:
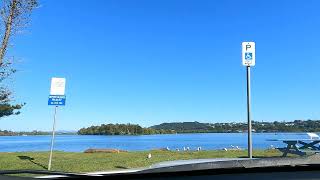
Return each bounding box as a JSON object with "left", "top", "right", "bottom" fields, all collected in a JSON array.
[
  {"left": 245, "top": 52, "right": 253, "bottom": 60},
  {"left": 48, "top": 95, "right": 66, "bottom": 106}
]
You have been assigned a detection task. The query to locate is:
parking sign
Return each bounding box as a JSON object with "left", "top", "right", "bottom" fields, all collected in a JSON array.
[
  {"left": 242, "top": 42, "right": 255, "bottom": 66},
  {"left": 49, "top": 77, "right": 66, "bottom": 106}
]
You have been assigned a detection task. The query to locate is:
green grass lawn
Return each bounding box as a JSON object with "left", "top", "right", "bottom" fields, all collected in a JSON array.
[{"left": 0, "top": 149, "right": 285, "bottom": 174}]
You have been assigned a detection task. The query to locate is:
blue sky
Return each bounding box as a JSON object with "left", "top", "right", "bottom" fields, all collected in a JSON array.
[{"left": 1, "top": 0, "right": 320, "bottom": 131}]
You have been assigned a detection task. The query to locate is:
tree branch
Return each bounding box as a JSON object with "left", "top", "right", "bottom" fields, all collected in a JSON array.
[{"left": 0, "top": 0, "right": 16, "bottom": 65}]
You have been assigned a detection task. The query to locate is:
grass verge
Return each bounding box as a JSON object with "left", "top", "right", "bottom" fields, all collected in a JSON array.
[{"left": 0, "top": 149, "right": 285, "bottom": 173}]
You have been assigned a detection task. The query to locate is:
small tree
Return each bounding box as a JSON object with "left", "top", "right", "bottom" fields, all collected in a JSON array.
[
  {"left": 0, "top": 59, "right": 25, "bottom": 118},
  {"left": 0, "top": 0, "right": 37, "bottom": 119}
]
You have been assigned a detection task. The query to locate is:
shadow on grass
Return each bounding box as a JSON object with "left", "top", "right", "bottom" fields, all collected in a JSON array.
[
  {"left": 17, "top": 156, "right": 47, "bottom": 170},
  {"left": 114, "top": 166, "right": 129, "bottom": 169}
]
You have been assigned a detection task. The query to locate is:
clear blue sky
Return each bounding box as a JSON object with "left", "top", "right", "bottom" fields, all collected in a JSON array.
[{"left": 2, "top": 0, "right": 320, "bottom": 131}]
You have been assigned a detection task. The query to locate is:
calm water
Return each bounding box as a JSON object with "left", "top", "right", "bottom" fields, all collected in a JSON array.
[{"left": 0, "top": 133, "right": 310, "bottom": 152}]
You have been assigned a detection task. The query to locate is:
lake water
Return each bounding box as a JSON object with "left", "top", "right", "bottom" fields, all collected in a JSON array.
[{"left": 0, "top": 133, "right": 311, "bottom": 152}]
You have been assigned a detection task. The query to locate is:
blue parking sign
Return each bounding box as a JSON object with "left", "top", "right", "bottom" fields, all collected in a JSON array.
[{"left": 48, "top": 95, "right": 66, "bottom": 106}]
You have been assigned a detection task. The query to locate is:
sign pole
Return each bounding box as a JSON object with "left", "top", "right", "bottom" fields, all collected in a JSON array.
[
  {"left": 47, "top": 77, "right": 66, "bottom": 170},
  {"left": 48, "top": 105, "right": 58, "bottom": 171},
  {"left": 242, "top": 42, "right": 255, "bottom": 159},
  {"left": 246, "top": 66, "right": 252, "bottom": 159}
]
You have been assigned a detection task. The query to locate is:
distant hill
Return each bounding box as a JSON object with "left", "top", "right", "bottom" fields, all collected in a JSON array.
[{"left": 149, "top": 120, "right": 320, "bottom": 133}]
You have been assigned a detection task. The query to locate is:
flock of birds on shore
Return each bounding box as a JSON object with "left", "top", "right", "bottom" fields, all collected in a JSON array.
[
  {"left": 166, "top": 146, "right": 201, "bottom": 152},
  {"left": 165, "top": 145, "right": 243, "bottom": 152},
  {"left": 147, "top": 144, "right": 278, "bottom": 159}
]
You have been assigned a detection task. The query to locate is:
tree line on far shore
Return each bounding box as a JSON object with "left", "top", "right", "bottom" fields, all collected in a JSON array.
[
  {"left": 0, "top": 130, "right": 76, "bottom": 136},
  {"left": 77, "top": 120, "right": 320, "bottom": 135},
  {"left": 0, "top": 130, "right": 50, "bottom": 136},
  {"left": 150, "top": 120, "right": 320, "bottom": 133},
  {"left": 2, "top": 119, "right": 320, "bottom": 136},
  {"left": 77, "top": 124, "right": 174, "bottom": 135}
]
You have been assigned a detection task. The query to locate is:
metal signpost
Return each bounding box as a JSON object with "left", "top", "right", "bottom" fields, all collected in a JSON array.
[
  {"left": 242, "top": 42, "right": 255, "bottom": 159},
  {"left": 48, "top": 77, "right": 66, "bottom": 171}
]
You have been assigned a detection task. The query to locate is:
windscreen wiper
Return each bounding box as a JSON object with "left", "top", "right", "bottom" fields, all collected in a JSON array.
[
  {"left": 0, "top": 169, "right": 89, "bottom": 178},
  {"left": 138, "top": 155, "right": 320, "bottom": 174}
]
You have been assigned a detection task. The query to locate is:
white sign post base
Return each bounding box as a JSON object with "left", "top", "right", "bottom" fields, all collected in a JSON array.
[{"left": 48, "top": 106, "right": 58, "bottom": 171}]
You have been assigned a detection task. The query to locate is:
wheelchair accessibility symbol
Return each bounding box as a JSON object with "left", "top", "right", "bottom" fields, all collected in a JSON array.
[{"left": 245, "top": 52, "right": 252, "bottom": 60}]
